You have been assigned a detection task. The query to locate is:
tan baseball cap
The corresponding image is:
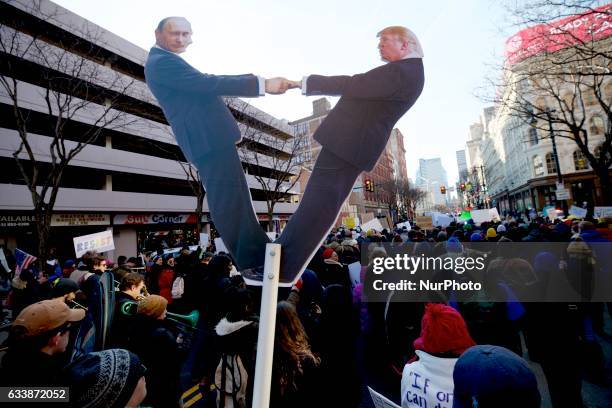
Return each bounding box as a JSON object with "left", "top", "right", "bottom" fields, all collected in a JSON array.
[{"left": 13, "top": 299, "right": 85, "bottom": 337}]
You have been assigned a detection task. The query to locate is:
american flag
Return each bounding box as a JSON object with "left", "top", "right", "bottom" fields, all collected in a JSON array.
[{"left": 15, "top": 248, "right": 37, "bottom": 275}]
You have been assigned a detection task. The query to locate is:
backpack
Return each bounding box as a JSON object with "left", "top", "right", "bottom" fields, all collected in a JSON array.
[
  {"left": 214, "top": 353, "right": 248, "bottom": 408},
  {"left": 171, "top": 276, "right": 185, "bottom": 299}
]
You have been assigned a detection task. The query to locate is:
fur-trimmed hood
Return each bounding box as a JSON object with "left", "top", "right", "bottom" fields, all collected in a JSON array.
[{"left": 215, "top": 318, "right": 254, "bottom": 336}]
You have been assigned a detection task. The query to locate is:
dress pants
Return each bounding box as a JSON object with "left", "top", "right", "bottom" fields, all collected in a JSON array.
[
  {"left": 192, "top": 146, "right": 270, "bottom": 269},
  {"left": 277, "top": 148, "right": 362, "bottom": 282}
]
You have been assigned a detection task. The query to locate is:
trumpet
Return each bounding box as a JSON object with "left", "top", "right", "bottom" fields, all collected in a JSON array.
[{"left": 119, "top": 300, "right": 200, "bottom": 331}]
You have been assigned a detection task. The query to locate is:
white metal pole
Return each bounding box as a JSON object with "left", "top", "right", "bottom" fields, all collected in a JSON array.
[{"left": 252, "top": 243, "right": 281, "bottom": 408}]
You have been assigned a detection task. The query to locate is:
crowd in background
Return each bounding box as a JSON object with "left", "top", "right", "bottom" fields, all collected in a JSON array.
[{"left": 0, "top": 212, "right": 610, "bottom": 407}]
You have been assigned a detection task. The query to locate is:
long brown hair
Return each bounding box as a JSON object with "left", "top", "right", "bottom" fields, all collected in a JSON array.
[{"left": 274, "top": 301, "right": 320, "bottom": 396}]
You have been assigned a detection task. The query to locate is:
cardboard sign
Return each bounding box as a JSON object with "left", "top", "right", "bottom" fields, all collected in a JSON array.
[
  {"left": 415, "top": 215, "right": 433, "bottom": 230},
  {"left": 368, "top": 387, "right": 400, "bottom": 408},
  {"left": 214, "top": 237, "right": 228, "bottom": 254},
  {"left": 361, "top": 218, "right": 384, "bottom": 233},
  {"left": 73, "top": 230, "right": 114, "bottom": 258},
  {"left": 569, "top": 205, "right": 587, "bottom": 219},
  {"left": 348, "top": 262, "right": 361, "bottom": 289},
  {"left": 594, "top": 207, "right": 612, "bottom": 218}
]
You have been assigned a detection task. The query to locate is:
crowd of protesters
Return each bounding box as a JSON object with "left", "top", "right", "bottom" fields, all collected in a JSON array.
[{"left": 0, "top": 211, "right": 610, "bottom": 407}]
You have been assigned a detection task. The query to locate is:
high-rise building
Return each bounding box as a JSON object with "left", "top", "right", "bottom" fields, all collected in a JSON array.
[
  {"left": 456, "top": 150, "right": 468, "bottom": 182},
  {"left": 416, "top": 158, "right": 448, "bottom": 209}
]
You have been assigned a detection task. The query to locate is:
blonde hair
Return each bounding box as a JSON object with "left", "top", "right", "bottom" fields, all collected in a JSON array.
[{"left": 377, "top": 26, "right": 424, "bottom": 58}]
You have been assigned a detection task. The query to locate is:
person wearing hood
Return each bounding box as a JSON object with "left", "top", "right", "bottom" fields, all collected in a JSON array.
[
  {"left": 453, "top": 345, "right": 540, "bottom": 408},
  {"left": 130, "top": 294, "right": 181, "bottom": 408},
  {"left": 214, "top": 286, "right": 259, "bottom": 407},
  {"left": 401, "top": 303, "right": 475, "bottom": 408}
]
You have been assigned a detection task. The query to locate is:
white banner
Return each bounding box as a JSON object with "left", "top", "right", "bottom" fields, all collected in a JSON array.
[
  {"left": 432, "top": 212, "right": 453, "bottom": 228},
  {"left": 397, "top": 221, "right": 411, "bottom": 231},
  {"left": 594, "top": 206, "right": 612, "bottom": 218},
  {"left": 569, "top": 205, "right": 588, "bottom": 219},
  {"left": 470, "top": 208, "right": 501, "bottom": 224},
  {"left": 73, "top": 230, "right": 115, "bottom": 258}
]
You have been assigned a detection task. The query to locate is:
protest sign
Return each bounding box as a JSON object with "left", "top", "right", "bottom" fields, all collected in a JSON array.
[
  {"left": 594, "top": 207, "right": 612, "bottom": 218},
  {"left": 348, "top": 262, "right": 361, "bottom": 289},
  {"left": 214, "top": 237, "right": 228, "bottom": 254},
  {"left": 489, "top": 207, "right": 501, "bottom": 222},
  {"left": 361, "top": 218, "right": 384, "bottom": 233},
  {"left": 432, "top": 212, "right": 453, "bottom": 228},
  {"left": 459, "top": 210, "right": 471, "bottom": 221},
  {"left": 470, "top": 208, "right": 500, "bottom": 224},
  {"left": 569, "top": 205, "right": 587, "bottom": 219},
  {"left": 368, "top": 387, "right": 400, "bottom": 408},
  {"left": 73, "top": 230, "right": 114, "bottom": 258},
  {"left": 199, "top": 233, "right": 209, "bottom": 247},
  {"left": 415, "top": 215, "right": 433, "bottom": 230},
  {"left": 546, "top": 208, "right": 561, "bottom": 220},
  {"left": 397, "top": 221, "right": 411, "bottom": 231}
]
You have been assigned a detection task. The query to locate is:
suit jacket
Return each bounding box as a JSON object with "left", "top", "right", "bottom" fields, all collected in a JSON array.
[
  {"left": 305, "top": 58, "right": 424, "bottom": 171},
  {"left": 144, "top": 47, "right": 260, "bottom": 161}
]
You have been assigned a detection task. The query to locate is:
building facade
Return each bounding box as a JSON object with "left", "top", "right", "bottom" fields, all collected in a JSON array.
[{"left": 0, "top": 0, "right": 299, "bottom": 259}]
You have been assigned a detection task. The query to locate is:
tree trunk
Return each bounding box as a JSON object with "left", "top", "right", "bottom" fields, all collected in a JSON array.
[
  {"left": 595, "top": 168, "right": 611, "bottom": 206},
  {"left": 34, "top": 206, "right": 50, "bottom": 271},
  {"left": 267, "top": 208, "right": 274, "bottom": 233},
  {"left": 195, "top": 191, "right": 204, "bottom": 238}
]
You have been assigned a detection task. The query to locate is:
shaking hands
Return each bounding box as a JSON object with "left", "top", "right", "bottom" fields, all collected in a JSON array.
[{"left": 265, "top": 77, "right": 301, "bottom": 94}]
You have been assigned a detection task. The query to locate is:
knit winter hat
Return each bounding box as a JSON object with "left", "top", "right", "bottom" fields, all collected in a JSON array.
[
  {"left": 65, "top": 349, "right": 146, "bottom": 408},
  {"left": 470, "top": 232, "right": 483, "bottom": 242},
  {"left": 413, "top": 303, "right": 475, "bottom": 356},
  {"left": 486, "top": 228, "right": 497, "bottom": 238},
  {"left": 496, "top": 224, "right": 507, "bottom": 233},
  {"left": 453, "top": 345, "right": 540, "bottom": 408},
  {"left": 137, "top": 294, "right": 167, "bottom": 319},
  {"left": 322, "top": 248, "right": 335, "bottom": 259}
]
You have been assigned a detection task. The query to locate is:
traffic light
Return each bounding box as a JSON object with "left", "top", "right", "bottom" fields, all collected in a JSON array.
[
  {"left": 440, "top": 185, "right": 446, "bottom": 194},
  {"left": 460, "top": 183, "right": 466, "bottom": 192},
  {"left": 364, "top": 179, "right": 374, "bottom": 192}
]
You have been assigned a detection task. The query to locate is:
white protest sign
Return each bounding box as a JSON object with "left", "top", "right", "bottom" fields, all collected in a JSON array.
[
  {"left": 569, "top": 205, "right": 588, "bottom": 219},
  {"left": 470, "top": 209, "right": 491, "bottom": 224},
  {"left": 368, "top": 387, "right": 401, "bottom": 408},
  {"left": 348, "top": 262, "right": 361, "bottom": 289},
  {"left": 199, "top": 233, "right": 209, "bottom": 247},
  {"left": 547, "top": 208, "right": 561, "bottom": 220},
  {"left": 397, "top": 221, "right": 411, "bottom": 230},
  {"left": 489, "top": 207, "right": 501, "bottom": 222},
  {"left": 214, "top": 237, "right": 228, "bottom": 254},
  {"left": 594, "top": 207, "right": 612, "bottom": 218},
  {"left": 361, "top": 217, "right": 384, "bottom": 233},
  {"left": 432, "top": 212, "right": 453, "bottom": 228},
  {"left": 73, "top": 230, "right": 114, "bottom": 258}
]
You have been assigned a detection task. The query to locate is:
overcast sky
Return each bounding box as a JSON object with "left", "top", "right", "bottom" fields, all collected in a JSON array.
[{"left": 54, "top": 0, "right": 514, "bottom": 186}]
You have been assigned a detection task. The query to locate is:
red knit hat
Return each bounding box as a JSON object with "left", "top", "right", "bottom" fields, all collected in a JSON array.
[
  {"left": 413, "top": 303, "right": 475, "bottom": 356},
  {"left": 322, "top": 248, "right": 335, "bottom": 259}
]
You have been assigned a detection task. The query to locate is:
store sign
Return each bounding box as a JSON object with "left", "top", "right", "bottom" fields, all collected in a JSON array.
[
  {"left": 73, "top": 230, "right": 115, "bottom": 258},
  {"left": 113, "top": 214, "right": 208, "bottom": 225},
  {"left": 51, "top": 214, "right": 110, "bottom": 227},
  {"left": 0, "top": 214, "right": 35, "bottom": 228}
]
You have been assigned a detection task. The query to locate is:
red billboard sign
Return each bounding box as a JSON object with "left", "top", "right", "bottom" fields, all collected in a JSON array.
[{"left": 505, "top": 4, "right": 612, "bottom": 65}]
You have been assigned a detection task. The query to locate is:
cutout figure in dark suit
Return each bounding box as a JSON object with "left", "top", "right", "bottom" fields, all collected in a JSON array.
[{"left": 145, "top": 19, "right": 424, "bottom": 285}]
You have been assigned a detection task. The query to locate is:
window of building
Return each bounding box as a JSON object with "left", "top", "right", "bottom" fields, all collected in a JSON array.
[
  {"left": 529, "top": 127, "right": 539, "bottom": 146},
  {"left": 533, "top": 155, "right": 544, "bottom": 177},
  {"left": 582, "top": 90, "right": 597, "bottom": 106},
  {"left": 589, "top": 115, "right": 605, "bottom": 135},
  {"left": 545, "top": 152, "right": 557, "bottom": 174},
  {"left": 573, "top": 150, "right": 589, "bottom": 170}
]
